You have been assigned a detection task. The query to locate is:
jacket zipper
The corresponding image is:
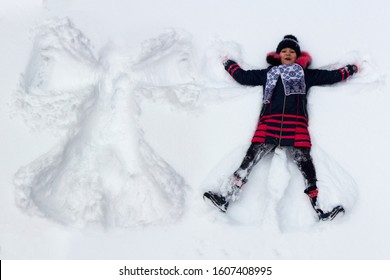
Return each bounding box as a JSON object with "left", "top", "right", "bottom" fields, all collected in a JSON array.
[{"left": 278, "top": 93, "right": 287, "bottom": 146}]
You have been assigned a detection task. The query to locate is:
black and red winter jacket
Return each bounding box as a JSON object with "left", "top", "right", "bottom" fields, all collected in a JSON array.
[{"left": 224, "top": 52, "right": 357, "bottom": 148}]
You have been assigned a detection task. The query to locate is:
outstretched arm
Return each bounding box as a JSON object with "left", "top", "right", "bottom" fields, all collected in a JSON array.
[
  {"left": 224, "top": 59, "right": 266, "bottom": 86},
  {"left": 306, "top": 64, "right": 359, "bottom": 86}
]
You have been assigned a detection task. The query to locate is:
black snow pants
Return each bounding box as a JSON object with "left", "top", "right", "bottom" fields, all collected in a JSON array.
[{"left": 232, "top": 143, "right": 318, "bottom": 202}]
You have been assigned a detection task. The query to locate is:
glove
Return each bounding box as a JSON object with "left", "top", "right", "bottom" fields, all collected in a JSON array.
[
  {"left": 223, "top": 59, "right": 240, "bottom": 77},
  {"left": 340, "top": 64, "right": 358, "bottom": 80},
  {"left": 346, "top": 64, "right": 359, "bottom": 76},
  {"left": 223, "top": 59, "right": 238, "bottom": 69},
  {"left": 223, "top": 58, "right": 235, "bottom": 67}
]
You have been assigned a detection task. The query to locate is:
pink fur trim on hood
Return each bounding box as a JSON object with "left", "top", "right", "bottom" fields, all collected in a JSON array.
[
  {"left": 296, "top": 52, "right": 312, "bottom": 68},
  {"left": 266, "top": 51, "right": 312, "bottom": 69}
]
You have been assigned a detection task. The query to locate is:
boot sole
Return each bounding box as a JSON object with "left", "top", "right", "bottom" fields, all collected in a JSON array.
[
  {"left": 203, "top": 192, "right": 228, "bottom": 213},
  {"left": 320, "top": 206, "right": 345, "bottom": 221}
]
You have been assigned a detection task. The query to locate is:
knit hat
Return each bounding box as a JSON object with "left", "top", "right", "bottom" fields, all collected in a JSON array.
[{"left": 276, "top": 35, "right": 301, "bottom": 57}]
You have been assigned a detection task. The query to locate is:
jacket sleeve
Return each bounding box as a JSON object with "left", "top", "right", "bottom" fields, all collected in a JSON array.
[
  {"left": 224, "top": 60, "right": 266, "bottom": 86},
  {"left": 305, "top": 66, "right": 356, "bottom": 87}
]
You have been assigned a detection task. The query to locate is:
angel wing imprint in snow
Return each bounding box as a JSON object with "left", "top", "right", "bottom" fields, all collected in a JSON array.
[
  {"left": 12, "top": 18, "right": 189, "bottom": 227},
  {"left": 130, "top": 28, "right": 203, "bottom": 109}
]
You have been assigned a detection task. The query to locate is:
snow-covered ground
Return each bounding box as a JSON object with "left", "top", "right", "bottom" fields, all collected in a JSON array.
[{"left": 1, "top": 0, "right": 390, "bottom": 259}]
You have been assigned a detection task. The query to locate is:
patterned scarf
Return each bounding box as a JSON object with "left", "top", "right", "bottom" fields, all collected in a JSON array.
[{"left": 263, "top": 63, "right": 306, "bottom": 104}]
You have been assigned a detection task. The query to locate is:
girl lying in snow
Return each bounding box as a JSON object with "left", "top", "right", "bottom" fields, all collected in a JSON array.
[{"left": 203, "top": 35, "right": 358, "bottom": 221}]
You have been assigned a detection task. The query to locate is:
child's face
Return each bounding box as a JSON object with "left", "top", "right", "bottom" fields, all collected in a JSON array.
[{"left": 280, "top": 48, "right": 297, "bottom": 65}]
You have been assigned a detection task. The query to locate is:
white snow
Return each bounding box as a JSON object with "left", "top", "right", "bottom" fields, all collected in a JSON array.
[{"left": 1, "top": 0, "right": 390, "bottom": 259}]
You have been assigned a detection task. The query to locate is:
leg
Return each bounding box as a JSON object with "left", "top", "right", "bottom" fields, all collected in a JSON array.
[
  {"left": 287, "top": 147, "right": 317, "bottom": 188},
  {"left": 286, "top": 147, "right": 320, "bottom": 210},
  {"left": 222, "top": 143, "right": 275, "bottom": 201},
  {"left": 287, "top": 147, "right": 345, "bottom": 221},
  {"left": 203, "top": 143, "right": 275, "bottom": 212},
  {"left": 231, "top": 143, "right": 276, "bottom": 188}
]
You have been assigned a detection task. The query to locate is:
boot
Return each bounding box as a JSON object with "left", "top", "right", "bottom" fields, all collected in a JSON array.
[
  {"left": 203, "top": 175, "right": 243, "bottom": 213},
  {"left": 316, "top": 206, "right": 345, "bottom": 221},
  {"left": 203, "top": 191, "right": 230, "bottom": 212},
  {"left": 304, "top": 186, "right": 345, "bottom": 221}
]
